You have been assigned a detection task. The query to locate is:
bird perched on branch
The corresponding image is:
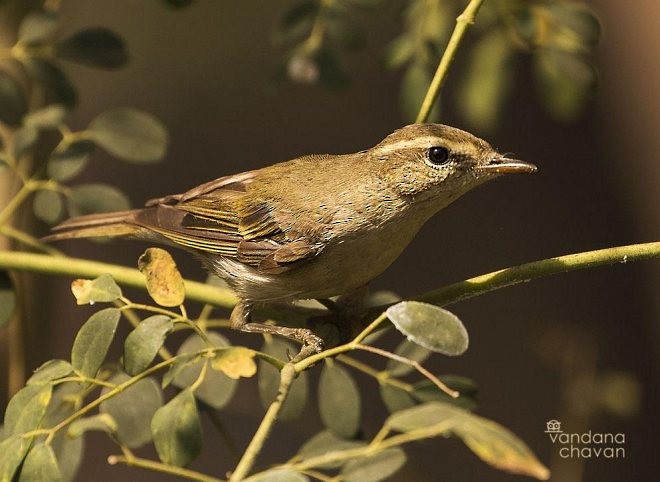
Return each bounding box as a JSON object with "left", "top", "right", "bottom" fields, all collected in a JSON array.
[{"left": 48, "top": 123, "right": 535, "bottom": 354}]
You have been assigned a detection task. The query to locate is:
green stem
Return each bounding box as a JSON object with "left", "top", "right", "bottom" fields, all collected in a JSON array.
[
  {"left": 337, "top": 354, "right": 413, "bottom": 392},
  {"left": 229, "top": 364, "right": 297, "bottom": 481},
  {"left": 107, "top": 454, "right": 223, "bottom": 482},
  {"left": 0, "top": 225, "right": 63, "bottom": 255},
  {"left": 415, "top": 0, "right": 486, "bottom": 123},
  {"left": 416, "top": 241, "right": 660, "bottom": 307}
]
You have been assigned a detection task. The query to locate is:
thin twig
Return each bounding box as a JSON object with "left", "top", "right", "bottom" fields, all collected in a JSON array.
[
  {"left": 416, "top": 0, "right": 486, "bottom": 123},
  {"left": 108, "top": 454, "right": 223, "bottom": 482}
]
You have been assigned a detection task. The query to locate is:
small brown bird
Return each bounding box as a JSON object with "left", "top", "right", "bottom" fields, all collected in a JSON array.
[{"left": 48, "top": 123, "right": 535, "bottom": 352}]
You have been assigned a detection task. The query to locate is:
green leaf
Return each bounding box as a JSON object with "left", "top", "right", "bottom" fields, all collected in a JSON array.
[
  {"left": 548, "top": 3, "right": 601, "bottom": 47},
  {"left": 25, "top": 60, "right": 77, "bottom": 107},
  {"left": 100, "top": 373, "right": 163, "bottom": 448},
  {"left": 151, "top": 388, "right": 202, "bottom": 467},
  {"left": 341, "top": 447, "right": 407, "bottom": 482},
  {"left": 0, "top": 436, "right": 28, "bottom": 482},
  {"left": 412, "top": 376, "right": 478, "bottom": 410},
  {"left": 67, "top": 183, "right": 130, "bottom": 217},
  {"left": 0, "top": 271, "right": 15, "bottom": 328},
  {"left": 12, "top": 125, "right": 39, "bottom": 160},
  {"left": 459, "top": 30, "right": 513, "bottom": 133},
  {"left": 0, "top": 70, "right": 27, "bottom": 127},
  {"left": 275, "top": 1, "right": 318, "bottom": 45},
  {"left": 3, "top": 384, "right": 52, "bottom": 436},
  {"left": 162, "top": 352, "right": 198, "bottom": 388},
  {"left": 297, "top": 430, "right": 366, "bottom": 469},
  {"left": 123, "top": 315, "right": 173, "bottom": 375},
  {"left": 534, "top": 49, "right": 596, "bottom": 121},
  {"left": 55, "top": 27, "right": 127, "bottom": 70},
  {"left": 383, "top": 37, "right": 414, "bottom": 69},
  {"left": 319, "top": 362, "right": 360, "bottom": 439},
  {"left": 67, "top": 413, "right": 117, "bottom": 439},
  {"left": 172, "top": 333, "right": 237, "bottom": 409},
  {"left": 70, "top": 274, "right": 122, "bottom": 305},
  {"left": 385, "top": 338, "right": 431, "bottom": 377},
  {"left": 258, "top": 338, "right": 309, "bottom": 421},
  {"left": 400, "top": 62, "right": 438, "bottom": 123},
  {"left": 33, "top": 190, "right": 63, "bottom": 224},
  {"left": 88, "top": 108, "right": 168, "bottom": 163},
  {"left": 71, "top": 307, "right": 121, "bottom": 377},
  {"left": 386, "top": 301, "right": 468, "bottom": 356},
  {"left": 18, "top": 443, "right": 63, "bottom": 482},
  {"left": 47, "top": 140, "right": 93, "bottom": 182},
  {"left": 18, "top": 10, "right": 60, "bottom": 45},
  {"left": 137, "top": 248, "right": 185, "bottom": 307},
  {"left": 41, "top": 383, "right": 84, "bottom": 482},
  {"left": 24, "top": 105, "right": 67, "bottom": 129},
  {"left": 379, "top": 384, "right": 415, "bottom": 414},
  {"left": 388, "top": 402, "right": 550, "bottom": 480},
  {"left": 27, "top": 360, "right": 73, "bottom": 386},
  {"left": 244, "top": 468, "right": 309, "bottom": 482}
]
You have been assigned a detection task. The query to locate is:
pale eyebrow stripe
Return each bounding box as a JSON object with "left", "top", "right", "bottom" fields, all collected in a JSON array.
[{"left": 374, "top": 136, "right": 468, "bottom": 156}]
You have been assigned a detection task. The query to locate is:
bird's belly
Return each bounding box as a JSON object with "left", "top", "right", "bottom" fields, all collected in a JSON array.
[{"left": 210, "top": 217, "right": 424, "bottom": 302}]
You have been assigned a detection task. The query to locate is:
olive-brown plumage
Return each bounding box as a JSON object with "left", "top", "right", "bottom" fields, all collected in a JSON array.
[{"left": 48, "top": 123, "right": 535, "bottom": 352}]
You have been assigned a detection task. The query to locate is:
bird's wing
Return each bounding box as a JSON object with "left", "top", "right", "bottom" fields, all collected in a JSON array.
[{"left": 135, "top": 171, "right": 323, "bottom": 274}]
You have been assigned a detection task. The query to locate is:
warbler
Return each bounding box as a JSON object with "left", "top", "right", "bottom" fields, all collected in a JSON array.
[{"left": 48, "top": 123, "right": 536, "bottom": 352}]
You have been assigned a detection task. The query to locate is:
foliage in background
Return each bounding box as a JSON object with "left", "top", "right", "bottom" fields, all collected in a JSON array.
[{"left": 1, "top": 1, "right": 646, "bottom": 482}]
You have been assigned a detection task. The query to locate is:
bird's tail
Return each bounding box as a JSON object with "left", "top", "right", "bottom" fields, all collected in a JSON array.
[{"left": 45, "top": 210, "right": 142, "bottom": 242}]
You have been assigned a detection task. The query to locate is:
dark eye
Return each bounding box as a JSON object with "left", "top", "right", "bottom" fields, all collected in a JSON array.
[{"left": 427, "top": 146, "right": 450, "bottom": 166}]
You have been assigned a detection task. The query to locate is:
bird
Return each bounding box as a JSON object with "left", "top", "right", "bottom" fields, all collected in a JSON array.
[{"left": 47, "top": 123, "right": 536, "bottom": 353}]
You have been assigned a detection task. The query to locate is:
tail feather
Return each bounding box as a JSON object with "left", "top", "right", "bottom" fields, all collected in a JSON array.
[{"left": 44, "top": 210, "right": 142, "bottom": 242}]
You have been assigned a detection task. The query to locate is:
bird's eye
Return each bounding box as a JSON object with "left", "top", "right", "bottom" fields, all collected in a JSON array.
[{"left": 427, "top": 146, "right": 450, "bottom": 167}]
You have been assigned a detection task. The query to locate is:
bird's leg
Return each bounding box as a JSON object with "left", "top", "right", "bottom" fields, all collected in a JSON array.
[{"left": 229, "top": 300, "right": 324, "bottom": 359}]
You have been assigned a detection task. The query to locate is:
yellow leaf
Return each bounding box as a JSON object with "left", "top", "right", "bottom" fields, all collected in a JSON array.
[
  {"left": 211, "top": 347, "right": 257, "bottom": 380},
  {"left": 137, "top": 248, "right": 185, "bottom": 307}
]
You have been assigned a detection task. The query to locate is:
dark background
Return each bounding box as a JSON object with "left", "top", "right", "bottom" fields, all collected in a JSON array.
[{"left": 1, "top": 1, "right": 659, "bottom": 481}]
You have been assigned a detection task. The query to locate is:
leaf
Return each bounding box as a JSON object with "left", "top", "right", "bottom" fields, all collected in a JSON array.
[
  {"left": 123, "top": 315, "right": 173, "bottom": 375},
  {"left": 67, "top": 413, "right": 117, "bottom": 439},
  {"left": 388, "top": 402, "right": 550, "bottom": 480},
  {"left": 0, "top": 70, "right": 27, "bottom": 127},
  {"left": 70, "top": 274, "right": 123, "bottom": 305},
  {"left": 137, "top": 248, "right": 185, "bottom": 306},
  {"left": 33, "top": 190, "right": 63, "bottom": 224},
  {"left": 151, "top": 388, "right": 202, "bottom": 467},
  {"left": 341, "top": 447, "right": 407, "bottom": 482},
  {"left": 162, "top": 352, "right": 198, "bottom": 388},
  {"left": 55, "top": 27, "right": 128, "bottom": 70},
  {"left": 0, "top": 436, "right": 28, "bottom": 482},
  {"left": 297, "top": 430, "right": 366, "bottom": 469},
  {"left": 41, "top": 383, "right": 84, "bottom": 482},
  {"left": 18, "top": 10, "right": 60, "bottom": 45},
  {"left": 412, "top": 376, "right": 479, "bottom": 410},
  {"left": 18, "top": 443, "right": 63, "bottom": 482},
  {"left": 382, "top": 37, "right": 414, "bottom": 69},
  {"left": 244, "top": 468, "right": 309, "bottom": 482},
  {"left": 100, "top": 373, "right": 163, "bottom": 448},
  {"left": 386, "top": 301, "right": 469, "bottom": 356},
  {"left": 385, "top": 338, "right": 431, "bottom": 377},
  {"left": 211, "top": 347, "right": 257, "bottom": 379},
  {"left": 275, "top": 1, "right": 318, "bottom": 45},
  {"left": 172, "top": 332, "right": 237, "bottom": 409},
  {"left": 12, "top": 125, "right": 39, "bottom": 160},
  {"left": 25, "top": 60, "right": 77, "bottom": 107},
  {"left": 459, "top": 30, "right": 513, "bottom": 133},
  {"left": 67, "top": 183, "right": 130, "bottom": 217},
  {"left": 319, "top": 362, "right": 361, "bottom": 439},
  {"left": 3, "top": 384, "right": 52, "bottom": 436},
  {"left": 24, "top": 105, "right": 67, "bottom": 129},
  {"left": 70, "top": 307, "right": 121, "bottom": 377},
  {"left": 27, "top": 360, "right": 73, "bottom": 386},
  {"left": 47, "top": 140, "right": 93, "bottom": 182},
  {"left": 379, "top": 384, "right": 415, "bottom": 414},
  {"left": 548, "top": 2, "right": 601, "bottom": 47},
  {"left": 258, "top": 337, "right": 308, "bottom": 421},
  {"left": 0, "top": 271, "right": 15, "bottom": 328},
  {"left": 88, "top": 108, "right": 168, "bottom": 163}
]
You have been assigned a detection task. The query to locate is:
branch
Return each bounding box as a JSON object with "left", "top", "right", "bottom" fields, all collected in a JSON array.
[
  {"left": 229, "top": 363, "right": 298, "bottom": 481},
  {"left": 416, "top": 0, "right": 486, "bottom": 123},
  {"left": 107, "top": 455, "right": 223, "bottom": 482},
  {"left": 417, "top": 241, "right": 660, "bottom": 306}
]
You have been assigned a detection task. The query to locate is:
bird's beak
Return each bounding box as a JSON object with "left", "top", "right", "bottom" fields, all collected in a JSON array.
[{"left": 474, "top": 156, "right": 537, "bottom": 175}]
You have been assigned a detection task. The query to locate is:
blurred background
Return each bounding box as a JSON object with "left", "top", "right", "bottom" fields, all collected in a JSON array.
[{"left": 1, "top": 0, "right": 658, "bottom": 481}]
